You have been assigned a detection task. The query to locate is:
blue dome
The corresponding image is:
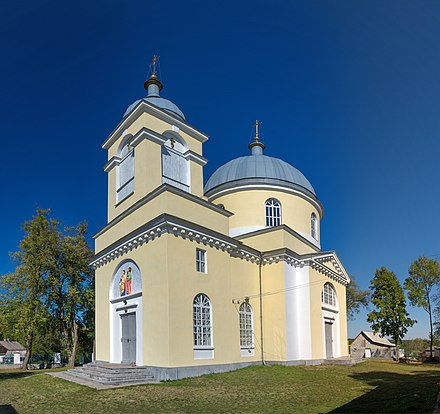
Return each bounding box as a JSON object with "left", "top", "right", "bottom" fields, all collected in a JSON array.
[
  {"left": 204, "top": 153, "right": 316, "bottom": 197},
  {"left": 124, "top": 74, "right": 185, "bottom": 121},
  {"left": 124, "top": 96, "right": 185, "bottom": 121}
]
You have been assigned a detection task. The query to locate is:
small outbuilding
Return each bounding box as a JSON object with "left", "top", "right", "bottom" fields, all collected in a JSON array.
[
  {"left": 350, "top": 331, "right": 395, "bottom": 359},
  {"left": 0, "top": 340, "right": 26, "bottom": 357}
]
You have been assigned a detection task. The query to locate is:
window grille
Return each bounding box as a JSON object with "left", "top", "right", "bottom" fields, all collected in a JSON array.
[
  {"left": 322, "top": 283, "right": 336, "bottom": 306},
  {"left": 265, "top": 199, "right": 281, "bottom": 227},
  {"left": 193, "top": 294, "right": 212, "bottom": 347},
  {"left": 239, "top": 302, "right": 254, "bottom": 348}
]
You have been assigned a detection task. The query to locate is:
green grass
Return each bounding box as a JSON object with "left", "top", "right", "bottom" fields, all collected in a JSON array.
[{"left": 0, "top": 360, "right": 439, "bottom": 413}]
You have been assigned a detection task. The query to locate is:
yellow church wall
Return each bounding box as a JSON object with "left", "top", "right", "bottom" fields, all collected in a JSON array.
[
  {"left": 190, "top": 161, "right": 204, "bottom": 198},
  {"left": 335, "top": 281, "right": 349, "bottom": 356},
  {"left": 96, "top": 190, "right": 229, "bottom": 254},
  {"left": 95, "top": 265, "right": 111, "bottom": 362},
  {"left": 165, "top": 235, "right": 262, "bottom": 367},
  {"left": 239, "top": 228, "right": 317, "bottom": 255},
  {"left": 211, "top": 190, "right": 321, "bottom": 241},
  {"left": 261, "top": 262, "right": 287, "bottom": 361},
  {"left": 108, "top": 140, "right": 205, "bottom": 222},
  {"left": 309, "top": 269, "right": 325, "bottom": 359},
  {"left": 309, "top": 268, "right": 349, "bottom": 359},
  {"left": 94, "top": 237, "right": 172, "bottom": 366},
  {"left": 136, "top": 237, "right": 171, "bottom": 367}
]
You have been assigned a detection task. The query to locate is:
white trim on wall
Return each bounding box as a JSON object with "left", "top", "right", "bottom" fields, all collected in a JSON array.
[{"left": 284, "top": 263, "right": 312, "bottom": 360}]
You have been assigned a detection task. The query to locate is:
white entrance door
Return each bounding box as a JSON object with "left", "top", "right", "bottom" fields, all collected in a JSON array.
[
  {"left": 325, "top": 322, "right": 333, "bottom": 358},
  {"left": 121, "top": 313, "right": 136, "bottom": 364}
]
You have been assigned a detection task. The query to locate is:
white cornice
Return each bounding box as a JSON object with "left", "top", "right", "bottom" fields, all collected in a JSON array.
[
  {"left": 92, "top": 215, "right": 260, "bottom": 269},
  {"left": 102, "top": 127, "right": 208, "bottom": 171},
  {"left": 92, "top": 213, "right": 349, "bottom": 286},
  {"left": 183, "top": 150, "right": 208, "bottom": 166},
  {"left": 102, "top": 101, "right": 209, "bottom": 150}
]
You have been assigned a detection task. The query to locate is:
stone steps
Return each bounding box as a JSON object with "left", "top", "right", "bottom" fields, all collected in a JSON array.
[{"left": 60, "top": 362, "right": 159, "bottom": 388}]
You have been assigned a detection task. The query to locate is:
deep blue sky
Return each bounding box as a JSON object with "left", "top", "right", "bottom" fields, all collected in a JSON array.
[{"left": 1, "top": 0, "right": 440, "bottom": 339}]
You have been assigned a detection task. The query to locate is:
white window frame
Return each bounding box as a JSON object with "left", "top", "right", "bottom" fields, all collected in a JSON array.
[
  {"left": 239, "top": 302, "right": 254, "bottom": 350},
  {"left": 265, "top": 198, "right": 281, "bottom": 227},
  {"left": 322, "top": 283, "right": 336, "bottom": 307},
  {"left": 193, "top": 294, "right": 213, "bottom": 348},
  {"left": 196, "top": 248, "right": 207, "bottom": 273},
  {"left": 311, "top": 213, "right": 318, "bottom": 240},
  {"left": 116, "top": 147, "right": 135, "bottom": 203}
]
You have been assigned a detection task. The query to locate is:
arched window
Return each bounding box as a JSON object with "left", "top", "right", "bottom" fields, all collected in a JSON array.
[
  {"left": 239, "top": 302, "right": 254, "bottom": 349},
  {"left": 265, "top": 198, "right": 281, "bottom": 227},
  {"left": 116, "top": 138, "right": 135, "bottom": 203},
  {"left": 311, "top": 213, "right": 318, "bottom": 240},
  {"left": 193, "top": 294, "right": 212, "bottom": 347},
  {"left": 322, "top": 283, "right": 336, "bottom": 306},
  {"left": 162, "top": 135, "right": 190, "bottom": 192}
]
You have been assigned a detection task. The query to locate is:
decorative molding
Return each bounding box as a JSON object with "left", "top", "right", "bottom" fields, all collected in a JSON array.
[
  {"left": 93, "top": 215, "right": 348, "bottom": 287},
  {"left": 260, "top": 249, "right": 349, "bottom": 286},
  {"left": 104, "top": 156, "right": 121, "bottom": 172},
  {"left": 92, "top": 213, "right": 261, "bottom": 269},
  {"left": 183, "top": 150, "right": 208, "bottom": 166}
]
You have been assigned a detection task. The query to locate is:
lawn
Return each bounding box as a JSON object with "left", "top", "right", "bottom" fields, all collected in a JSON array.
[{"left": 0, "top": 360, "right": 439, "bottom": 413}]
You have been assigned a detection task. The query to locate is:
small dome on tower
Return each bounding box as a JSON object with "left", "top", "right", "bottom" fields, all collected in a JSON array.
[{"left": 124, "top": 56, "right": 185, "bottom": 121}]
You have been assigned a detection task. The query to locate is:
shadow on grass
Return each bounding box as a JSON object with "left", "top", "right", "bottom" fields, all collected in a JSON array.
[
  {"left": 0, "top": 405, "right": 18, "bottom": 414},
  {"left": 0, "top": 371, "right": 37, "bottom": 381},
  {"left": 330, "top": 368, "right": 440, "bottom": 413}
]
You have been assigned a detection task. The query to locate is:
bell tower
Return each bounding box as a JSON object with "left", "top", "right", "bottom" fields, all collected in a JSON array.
[{"left": 101, "top": 56, "right": 208, "bottom": 223}]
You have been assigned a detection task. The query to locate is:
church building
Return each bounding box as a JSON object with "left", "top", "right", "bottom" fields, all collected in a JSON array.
[{"left": 92, "top": 59, "right": 350, "bottom": 380}]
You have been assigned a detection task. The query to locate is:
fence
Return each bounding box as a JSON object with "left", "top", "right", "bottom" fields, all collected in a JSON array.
[{"left": 0, "top": 353, "right": 93, "bottom": 368}]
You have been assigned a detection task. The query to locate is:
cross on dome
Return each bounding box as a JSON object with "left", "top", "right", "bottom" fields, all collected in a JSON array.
[
  {"left": 144, "top": 54, "right": 163, "bottom": 97},
  {"left": 248, "top": 119, "right": 266, "bottom": 155}
]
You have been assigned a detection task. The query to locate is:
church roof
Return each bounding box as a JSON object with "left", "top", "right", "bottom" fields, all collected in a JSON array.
[
  {"left": 124, "top": 96, "right": 185, "bottom": 121},
  {"left": 204, "top": 137, "right": 316, "bottom": 197},
  {"left": 123, "top": 62, "right": 185, "bottom": 121}
]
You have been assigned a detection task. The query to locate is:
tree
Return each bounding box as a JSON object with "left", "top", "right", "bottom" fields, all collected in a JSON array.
[
  {"left": 0, "top": 210, "right": 94, "bottom": 368},
  {"left": 404, "top": 256, "right": 440, "bottom": 359},
  {"left": 346, "top": 275, "right": 370, "bottom": 320},
  {"left": 0, "top": 210, "right": 59, "bottom": 368},
  {"left": 367, "top": 266, "right": 415, "bottom": 354},
  {"left": 46, "top": 223, "right": 94, "bottom": 367}
]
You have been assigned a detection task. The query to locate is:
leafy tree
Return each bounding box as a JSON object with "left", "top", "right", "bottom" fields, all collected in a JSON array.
[
  {"left": 46, "top": 223, "right": 94, "bottom": 367},
  {"left": 0, "top": 210, "right": 94, "bottom": 368},
  {"left": 404, "top": 256, "right": 440, "bottom": 359},
  {"left": 367, "top": 266, "right": 415, "bottom": 354},
  {"left": 346, "top": 275, "right": 370, "bottom": 320},
  {"left": 0, "top": 210, "right": 59, "bottom": 368}
]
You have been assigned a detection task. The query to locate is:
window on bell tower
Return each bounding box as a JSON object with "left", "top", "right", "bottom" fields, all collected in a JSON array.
[
  {"left": 116, "top": 138, "right": 135, "bottom": 203},
  {"left": 161, "top": 135, "right": 190, "bottom": 192}
]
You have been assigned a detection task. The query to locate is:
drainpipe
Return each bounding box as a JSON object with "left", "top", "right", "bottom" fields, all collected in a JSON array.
[{"left": 259, "top": 254, "right": 265, "bottom": 366}]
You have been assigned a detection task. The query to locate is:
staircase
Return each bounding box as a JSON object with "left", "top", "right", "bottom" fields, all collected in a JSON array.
[{"left": 50, "top": 362, "right": 158, "bottom": 389}]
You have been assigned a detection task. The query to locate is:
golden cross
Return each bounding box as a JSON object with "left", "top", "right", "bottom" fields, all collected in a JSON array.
[{"left": 150, "top": 55, "right": 160, "bottom": 75}]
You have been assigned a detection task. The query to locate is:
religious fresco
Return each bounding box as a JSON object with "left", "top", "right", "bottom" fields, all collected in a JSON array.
[{"left": 111, "top": 261, "right": 141, "bottom": 299}]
